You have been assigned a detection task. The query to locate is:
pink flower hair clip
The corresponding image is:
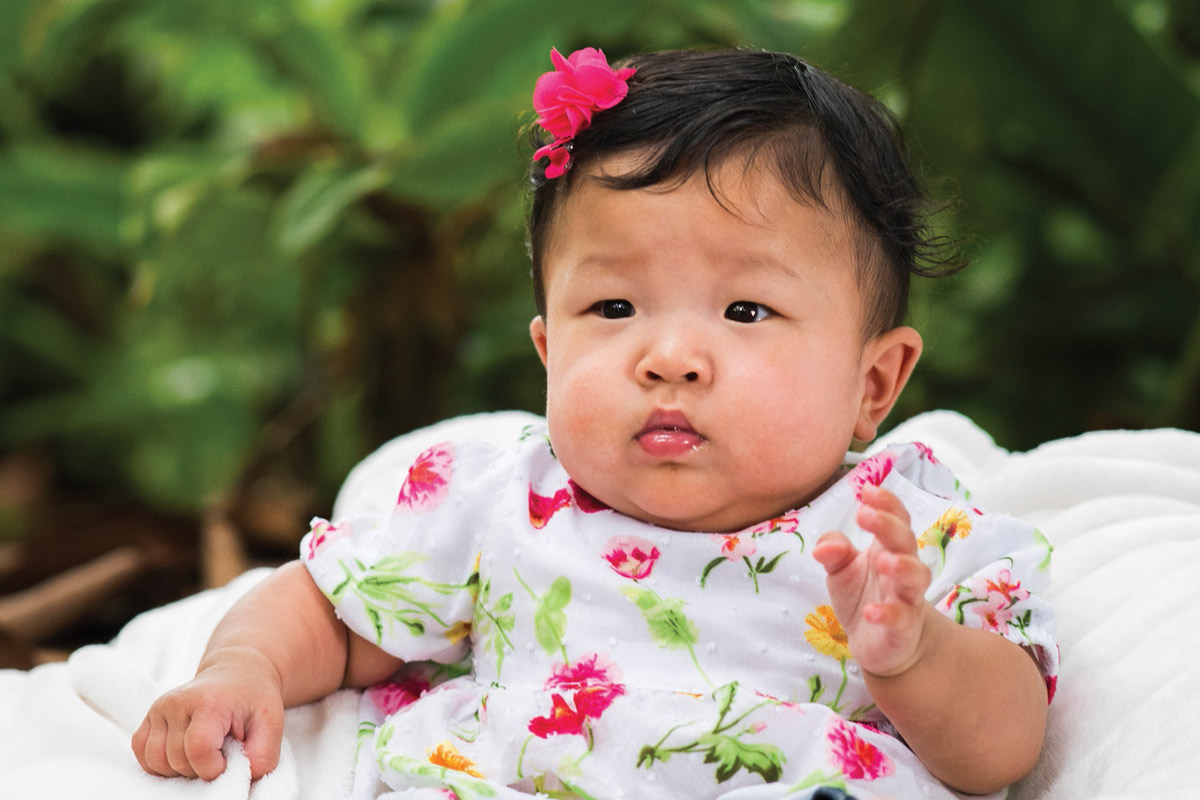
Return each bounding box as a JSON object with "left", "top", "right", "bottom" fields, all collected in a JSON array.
[{"left": 532, "top": 47, "right": 636, "bottom": 179}]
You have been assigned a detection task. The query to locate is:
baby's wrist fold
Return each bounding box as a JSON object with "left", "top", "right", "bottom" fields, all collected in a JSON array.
[{"left": 196, "top": 645, "right": 283, "bottom": 691}]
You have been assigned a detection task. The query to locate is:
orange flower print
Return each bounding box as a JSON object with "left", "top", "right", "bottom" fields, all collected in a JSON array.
[
  {"left": 712, "top": 532, "right": 756, "bottom": 561},
  {"left": 444, "top": 619, "right": 472, "bottom": 644},
  {"left": 985, "top": 568, "right": 1030, "bottom": 603},
  {"left": 804, "top": 605, "right": 850, "bottom": 661},
  {"left": 397, "top": 443, "right": 454, "bottom": 513},
  {"left": 917, "top": 507, "right": 972, "bottom": 552},
  {"left": 428, "top": 741, "right": 484, "bottom": 778}
]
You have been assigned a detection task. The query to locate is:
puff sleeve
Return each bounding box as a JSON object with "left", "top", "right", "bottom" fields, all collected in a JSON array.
[
  {"left": 300, "top": 439, "right": 511, "bottom": 665},
  {"left": 859, "top": 443, "right": 1060, "bottom": 696}
]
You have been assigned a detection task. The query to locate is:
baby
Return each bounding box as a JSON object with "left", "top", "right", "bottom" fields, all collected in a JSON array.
[{"left": 133, "top": 48, "right": 1057, "bottom": 800}]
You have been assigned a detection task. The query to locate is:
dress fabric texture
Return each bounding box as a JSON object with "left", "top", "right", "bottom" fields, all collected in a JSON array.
[{"left": 301, "top": 423, "right": 1058, "bottom": 800}]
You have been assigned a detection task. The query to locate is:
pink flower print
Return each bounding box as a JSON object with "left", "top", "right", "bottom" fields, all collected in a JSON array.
[
  {"left": 753, "top": 690, "right": 803, "bottom": 711},
  {"left": 603, "top": 535, "right": 660, "bottom": 579},
  {"left": 848, "top": 452, "right": 895, "bottom": 500},
  {"left": 530, "top": 653, "right": 626, "bottom": 738},
  {"left": 914, "top": 442, "right": 939, "bottom": 463},
  {"left": 305, "top": 518, "right": 350, "bottom": 561},
  {"left": 939, "top": 586, "right": 961, "bottom": 612},
  {"left": 711, "top": 532, "right": 756, "bottom": 561},
  {"left": 528, "top": 694, "right": 587, "bottom": 738},
  {"left": 971, "top": 591, "right": 1014, "bottom": 632},
  {"left": 397, "top": 443, "right": 454, "bottom": 513},
  {"left": 529, "top": 486, "right": 571, "bottom": 529},
  {"left": 545, "top": 652, "right": 622, "bottom": 692},
  {"left": 569, "top": 479, "right": 609, "bottom": 513},
  {"left": 748, "top": 721, "right": 767, "bottom": 734},
  {"left": 827, "top": 718, "right": 895, "bottom": 781},
  {"left": 572, "top": 682, "right": 626, "bottom": 719},
  {"left": 366, "top": 675, "right": 431, "bottom": 715},
  {"left": 985, "top": 569, "right": 1030, "bottom": 603},
  {"left": 744, "top": 511, "right": 802, "bottom": 537},
  {"left": 1045, "top": 674, "right": 1057, "bottom": 705}
]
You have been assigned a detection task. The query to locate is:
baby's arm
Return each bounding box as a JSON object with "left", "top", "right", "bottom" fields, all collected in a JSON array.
[
  {"left": 131, "top": 561, "right": 403, "bottom": 780},
  {"left": 813, "top": 485, "right": 1047, "bottom": 794}
]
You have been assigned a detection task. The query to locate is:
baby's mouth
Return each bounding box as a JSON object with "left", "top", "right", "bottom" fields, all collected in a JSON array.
[{"left": 636, "top": 411, "right": 706, "bottom": 457}]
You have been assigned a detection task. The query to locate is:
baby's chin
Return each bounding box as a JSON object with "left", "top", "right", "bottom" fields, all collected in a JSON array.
[{"left": 602, "top": 491, "right": 800, "bottom": 534}]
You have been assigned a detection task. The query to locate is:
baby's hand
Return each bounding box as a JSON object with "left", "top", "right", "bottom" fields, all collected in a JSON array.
[
  {"left": 812, "top": 483, "right": 932, "bottom": 677},
  {"left": 131, "top": 650, "right": 285, "bottom": 781}
]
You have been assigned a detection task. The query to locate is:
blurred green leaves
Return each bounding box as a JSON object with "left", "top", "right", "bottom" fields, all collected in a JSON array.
[{"left": 1, "top": 0, "right": 1198, "bottom": 525}]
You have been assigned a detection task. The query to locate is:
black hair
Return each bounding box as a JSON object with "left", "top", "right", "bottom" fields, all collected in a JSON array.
[{"left": 526, "top": 48, "right": 963, "bottom": 338}]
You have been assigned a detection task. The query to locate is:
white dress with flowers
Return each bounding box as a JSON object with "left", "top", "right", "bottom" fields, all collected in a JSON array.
[{"left": 300, "top": 422, "right": 1057, "bottom": 800}]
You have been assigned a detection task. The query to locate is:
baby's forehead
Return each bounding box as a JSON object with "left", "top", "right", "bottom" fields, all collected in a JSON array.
[{"left": 566, "top": 154, "right": 859, "bottom": 254}]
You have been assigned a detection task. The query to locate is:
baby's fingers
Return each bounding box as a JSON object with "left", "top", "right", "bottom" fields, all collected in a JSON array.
[
  {"left": 185, "top": 708, "right": 233, "bottom": 781},
  {"left": 165, "top": 716, "right": 200, "bottom": 778},
  {"left": 812, "top": 530, "right": 858, "bottom": 576},
  {"left": 877, "top": 550, "right": 931, "bottom": 606},
  {"left": 864, "top": 598, "right": 922, "bottom": 629},
  {"left": 134, "top": 713, "right": 178, "bottom": 778},
  {"left": 242, "top": 705, "right": 284, "bottom": 780},
  {"left": 857, "top": 484, "right": 916, "bottom": 555}
]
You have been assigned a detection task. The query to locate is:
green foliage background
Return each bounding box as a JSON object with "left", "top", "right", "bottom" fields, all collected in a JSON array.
[{"left": 1, "top": 0, "right": 1199, "bottom": 528}]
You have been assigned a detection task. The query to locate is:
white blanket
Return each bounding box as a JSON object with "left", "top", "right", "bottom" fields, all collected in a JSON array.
[{"left": 2, "top": 410, "right": 1199, "bottom": 799}]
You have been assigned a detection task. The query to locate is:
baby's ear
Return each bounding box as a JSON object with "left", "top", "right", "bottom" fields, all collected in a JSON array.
[
  {"left": 854, "top": 326, "right": 923, "bottom": 443},
  {"left": 530, "top": 316, "right": 549, "bottom": 368}
]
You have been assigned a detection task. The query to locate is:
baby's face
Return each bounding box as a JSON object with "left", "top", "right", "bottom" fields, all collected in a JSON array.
[{"left": 531, "top": 156, "right": 905, "bottom": 532}]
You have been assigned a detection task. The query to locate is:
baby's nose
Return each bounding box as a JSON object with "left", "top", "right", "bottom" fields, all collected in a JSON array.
[{"left": 636, "top": 333, "right": 712, "bottom": 386}]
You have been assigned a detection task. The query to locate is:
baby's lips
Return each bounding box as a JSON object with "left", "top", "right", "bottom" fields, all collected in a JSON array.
[
  {"left": 636, "top": 409, "right": 705, "bottom": 457},
  {"left": 638, "top": 408, "right": 698, "bottom": 437}
]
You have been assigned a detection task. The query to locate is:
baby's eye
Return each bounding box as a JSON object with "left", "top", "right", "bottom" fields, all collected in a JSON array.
[
  {"left": 724, "top": 301, "right": 775, "bottom": 323},
  {"left": 590, "top": 299, "right": 635, "bottom": 319}
]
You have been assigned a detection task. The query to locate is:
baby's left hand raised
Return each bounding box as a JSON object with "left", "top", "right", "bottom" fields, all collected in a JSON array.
[{"left": 812, "top": 483, "right": 932, "bottom": 677}]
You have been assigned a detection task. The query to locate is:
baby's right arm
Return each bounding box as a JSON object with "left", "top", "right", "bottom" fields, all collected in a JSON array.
[{"left": 131, "top": 560, "right": 403, "bottom": 781}]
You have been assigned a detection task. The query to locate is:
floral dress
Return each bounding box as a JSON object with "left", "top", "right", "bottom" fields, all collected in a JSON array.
[{"left": 301, "top": 423, "right": 1057, "bottom": 800}]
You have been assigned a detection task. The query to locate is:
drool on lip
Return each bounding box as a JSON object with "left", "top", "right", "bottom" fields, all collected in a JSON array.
[{"left": 637, "top": 411, "right": 705, "bottom": 457}]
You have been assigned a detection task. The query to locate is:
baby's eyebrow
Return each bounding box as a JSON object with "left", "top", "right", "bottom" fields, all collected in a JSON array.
[
  {"left": 572, "top": 254, "right": 626, "bottom": 272},
  {"left": 560, "top": 253, "right": 646, "bottom": 282},
  {"left": 734, "top": 254, "right": 798, "bottom": 277}
]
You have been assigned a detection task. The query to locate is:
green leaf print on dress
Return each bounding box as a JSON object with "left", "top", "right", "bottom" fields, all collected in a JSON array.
[
  {"left": 700, "top": 513, "right": 802, "bottom": 593},
  {"left": 604, "top": 533, "right": 712, "bottom": 688},
  {"left": 475, "top": 575, "right": 515, "bottom": 676},
  {"left": 1034, "top": 527, "right": 1053, "bottom": 571},
  {"left": 329, "top": 552, "right": 475, "bottom": 645},
  {"left": 619, "top": 585, "right": 712, "bottom": 687},
  {"left": 637, "top": 681, "right": 785, "bottom": 784},
  {"left": 514, "top": 569, "right": 571, "bottom": 662}
]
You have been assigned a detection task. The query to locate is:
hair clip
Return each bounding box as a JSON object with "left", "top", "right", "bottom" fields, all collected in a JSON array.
[{"left": 532, "top": 47, "right": 636, "bottom": 179}]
